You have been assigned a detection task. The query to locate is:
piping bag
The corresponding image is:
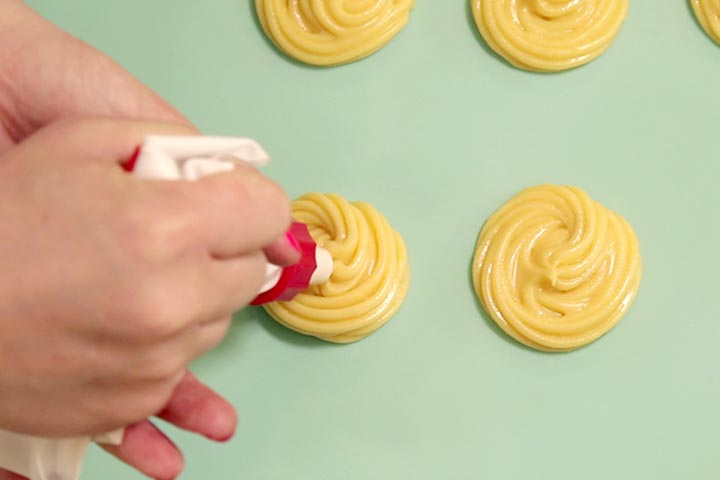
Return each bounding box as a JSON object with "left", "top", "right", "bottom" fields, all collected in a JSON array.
[{"left": 0, "top": 136, "right": 333, "bottom": 480}]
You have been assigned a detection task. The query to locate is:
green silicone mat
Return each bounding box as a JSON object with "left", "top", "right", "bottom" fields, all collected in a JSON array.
[{"left": 23, "top": 1, "right": 720, "bottom": 478}]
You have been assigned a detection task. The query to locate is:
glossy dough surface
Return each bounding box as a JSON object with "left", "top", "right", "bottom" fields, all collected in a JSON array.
[
  {"left": 264, "top": 193, "right": 409, "bottom": 343},
  {"left": 255, "top": 0, "right": 414, "bottom": 66},
  {"left": 691, "top": 0, "right": 720, "bottom": 44},
  {"left": 471, "top": 0, "right": 628, "bottom": 72},
  {"left": 472, "top": 185, "right": 641, "bottom": 351}
]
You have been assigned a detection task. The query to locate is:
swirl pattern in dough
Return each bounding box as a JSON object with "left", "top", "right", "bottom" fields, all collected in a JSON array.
[
  {"left": 691, "top": 0, "right": 720, "bottom": 44},
  {"left": 255, "top": 0, "right": 414, "bottom": 66},
  {"left": 472, "top": 185, "right": 642, "bottom": 352},
  {"left": 264, "top": 193, "right": 409, "bottom": 343},
  {"left": 471, "top": 0, "right": 628, "bottom": 72}
]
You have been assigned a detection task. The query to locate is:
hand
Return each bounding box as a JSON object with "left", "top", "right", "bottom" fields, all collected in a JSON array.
[
  {"left": 0, "top": 0, "right": 187, "bottom": 149},
  {"left": 0, "top": 371, "right": 237, "bottom": 480},
  {"left": 0, "top": 117, "right": 292, "bottom": 433},
  {"left": 0, "top": 3, "right": 297, "bottom": 478},
  {"left": 100, "top": 372, "right": 238, "bottom": 479},
  {"left": 0, "top": 1, "right": 298, "bottom": 266},
  {"left": 0, "top": 118, "right": 296, "bottom": 477}
]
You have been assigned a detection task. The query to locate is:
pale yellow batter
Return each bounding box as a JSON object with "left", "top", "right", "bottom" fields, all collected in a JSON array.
[
  {"left": 691, "top": 0, "right": 720, "bottom": 44},
  {"left": 471, "top": 0, "right": 628, "bottom": 72},
  {"left": 264, "top": 193, "right": 409, "bottom": 343},
  {"left": 472, "top": 185, "right": 641, "bottom": 352},
  {"left": 255, "top": 0, "right": 414, "bottom": 66}
]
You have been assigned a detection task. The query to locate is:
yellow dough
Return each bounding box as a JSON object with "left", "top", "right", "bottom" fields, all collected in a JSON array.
[
  {"left": 264, "top": 193, "right": 409, "bottom": 343},
  {"left": 472, "top": 185, "right": 641, "bottom": 352},
  {"left": 471, "top": 0, "right": 628, "bottom": 72},
  {"left": 691, "top": 0, "right": 720, "bottom": 44},
  {"left": 255, "top": 0, "right": 414, "bottom": 66}
]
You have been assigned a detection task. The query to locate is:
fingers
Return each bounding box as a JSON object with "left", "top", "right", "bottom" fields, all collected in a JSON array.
[
  {"left": 181, "top": 245, "right": 302, "bottom": 326},
  {"left": 113, "top": 254, "right": 263, "bottom": 341},
  {"left": 157, "top": 372, "right": 238, "bottom": 442},
  {"left": 20, "top": 117, "right": 294, "bottom": 262},
  {"left": 16, "top": 117, "right": 198, "bottom": 165},
  {"left": 199, "top": 253, "right": 268, "bottom": 320},
  {"left": 99, "top": 372, "right": 237, "bottom": 480},
  {"left": 180, "top": 316, "right": 233, "bottom": 363},
  {"left": 138, "top": 164, "right": 296, "bottom": 266},
  {"left": 101, "top": 421, "right": 184, "bottom": 480},
  {"left": 264, "top": 232, "right": 302, "bottom": 267},
  {"left": 181, "top": 164, "right": 293, "bottom": 259},
  {"left": 16, "top": 117, "right": 295, "bottom": 265}
]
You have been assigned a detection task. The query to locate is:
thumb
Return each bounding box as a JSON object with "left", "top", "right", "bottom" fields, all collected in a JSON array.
[
  {"left": 15, "top": 117, "right": 198, "bottom": 166},
  {"left": 0, "top": 3, "right": 191, "bottom": 146}
]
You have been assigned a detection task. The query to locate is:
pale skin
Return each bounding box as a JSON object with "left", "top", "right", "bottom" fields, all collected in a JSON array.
[{"left": 0, "top": 1, "right": 300, "bottom": 479}]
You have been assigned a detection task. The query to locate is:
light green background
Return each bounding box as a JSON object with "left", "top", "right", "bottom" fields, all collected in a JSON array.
[{"left": 24, "top": 1, "right": 720, "bottom": 479}]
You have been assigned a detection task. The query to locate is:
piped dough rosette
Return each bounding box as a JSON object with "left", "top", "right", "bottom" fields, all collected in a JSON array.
[
  {"left": 264, "top": 193, "right": 409, "bottom": 343},
  {"left": 472, "top": 185, "right": 642, "bottom": 352},
  {"left": 691, "top": 0, "right": 720, "bottom": 44},
  {"left": 256, "top": 0, "right": 414, "bottom": 66},
  {"left": 471, "top": 0, "right": 628, "bottom": 72}
]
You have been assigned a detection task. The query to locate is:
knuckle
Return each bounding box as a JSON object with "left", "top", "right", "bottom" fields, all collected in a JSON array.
[
  {"left": 252, "top": 180, "right": 293, "bottom": 236},
  {"left": 113, "top": 206, "right": 190, "bottom": 265},
  {"left": 260, "top": 180, "right": 291, "bottom": 219},
  {"left": 121, "top": 388, "right": 175, "bottom": 424},
  {"left": 201, "top": 318, "right": 233, "bottom": 354},
  {"left": 212, "top": 169, "right": 261, "bottom": 205},
  {"left": 219, "top": 171, "right": 292, "bottom": 224},
  {"left": 121, "top": 282, "right": 187, "bottom": 339},
  {"left": 113, "top": 209, "right": 159, "bottom": 261},
  {"left": 137, "top": 352, "right": 186, "bottom": 383}
]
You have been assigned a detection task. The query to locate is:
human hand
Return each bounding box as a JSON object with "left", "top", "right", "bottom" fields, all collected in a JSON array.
[
  {"left": 0, "top": 118, "right": 295, "bottom": 477},
  {"left": 0, "top": 370, "right": 239, "bottom": 480},
  {"left": 0, "top": 2, "right": 298, "bottom": 477},
  {"left": 0, "top": 0, "right": 187, "bottom": 148},
  {"left": 0, "top": 372, "right": 239, "bottom": 480}
]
